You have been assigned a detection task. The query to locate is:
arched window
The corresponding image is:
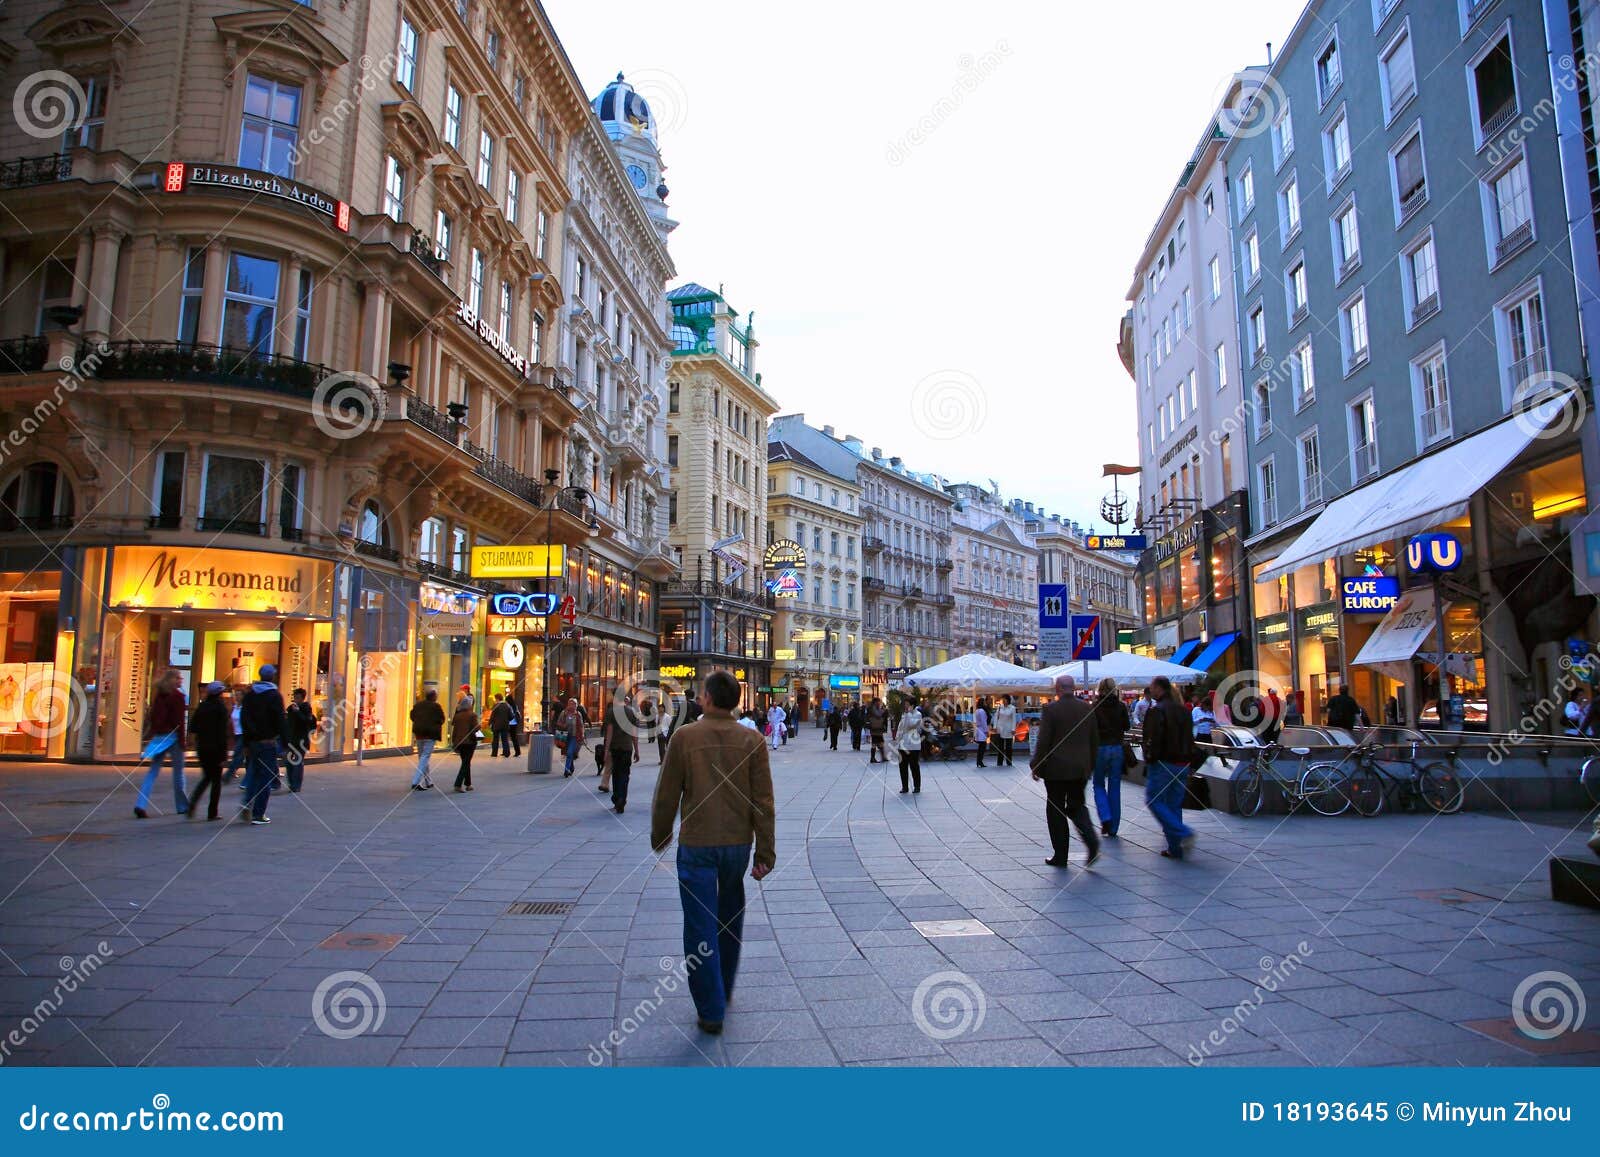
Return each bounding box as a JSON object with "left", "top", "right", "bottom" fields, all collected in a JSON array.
[
  {"left": 357, "top": 500, "right": 389, "bottom": 548},
  {"left": 0, "top": 462, "right": 74, "bottom": 529}
]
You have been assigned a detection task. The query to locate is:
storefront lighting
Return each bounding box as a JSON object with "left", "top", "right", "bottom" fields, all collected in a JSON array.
[{"left": 1533, "top": 495, "right": 1585, "bottom": 520}]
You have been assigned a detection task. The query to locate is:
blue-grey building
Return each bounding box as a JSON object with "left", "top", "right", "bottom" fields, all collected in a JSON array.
[{"left": 1225, "top": 0, "right": 1600, "bottom": 731}]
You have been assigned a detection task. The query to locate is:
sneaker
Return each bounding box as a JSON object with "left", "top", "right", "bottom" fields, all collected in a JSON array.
[
  {"left": 251, "top": 816, "right": 271, "bottom": 825},
  {"left": 466, "top": 785, "right": 474, "bottom": 792},
  {"left": 1180, "top": 832, "right": 1197, "bottom": 853},
  {"left": 697, "top": 1018, "right": 723, "bottom": 1035},
  {"left": 133, "top": 807, "right": 147, "bottom": 819},
  {"left": 1086, "top": 843, "right": 1102, "bottom": 867}
]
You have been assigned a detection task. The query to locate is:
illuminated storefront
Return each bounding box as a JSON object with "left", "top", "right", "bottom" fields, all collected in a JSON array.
[{"left": 1134, "top": 496, "right": 1250, "bottom": 681}]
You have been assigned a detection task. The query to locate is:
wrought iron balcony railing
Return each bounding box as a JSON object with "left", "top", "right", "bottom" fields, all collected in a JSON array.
[{"left": 0, "top": 153, "right": 72, "bottom": 190}]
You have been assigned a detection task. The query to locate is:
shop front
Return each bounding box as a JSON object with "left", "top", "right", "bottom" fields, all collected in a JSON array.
[
  {"left": 0, "top": 546, "right": 80, "bottom": 759},
  {"left": 416, "top": 580, "right": 484, "bottom": 711},
  {"left": 1135, "top": 496, "right": 1251, "bottom": 682}
]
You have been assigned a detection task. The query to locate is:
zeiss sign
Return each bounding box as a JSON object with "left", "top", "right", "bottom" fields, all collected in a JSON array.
[{"left": 1341, "top": 575, "right": 1399, "bottom": 614}]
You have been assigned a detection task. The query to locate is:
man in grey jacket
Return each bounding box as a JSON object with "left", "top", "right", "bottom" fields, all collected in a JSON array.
[{"left": 1029, "top": 674, "right": 1101, "bottom": 868}]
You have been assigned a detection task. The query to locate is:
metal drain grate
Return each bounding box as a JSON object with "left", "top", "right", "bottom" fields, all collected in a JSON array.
[{"left": 506, "top": 901, "right": 575, "bottom": 916}]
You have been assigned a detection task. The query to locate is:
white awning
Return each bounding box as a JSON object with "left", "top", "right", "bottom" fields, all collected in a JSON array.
[
  {"left": 1351, "top": 586, "right": 1446, "bottom": 681},
  {"left": 1255, "top": 411, "right": 1550, "bottom": 583}
]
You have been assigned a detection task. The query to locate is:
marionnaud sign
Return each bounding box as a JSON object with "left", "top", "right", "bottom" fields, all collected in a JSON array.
[{"left": 1341, "top": 575, "right": 1400, "bottom": 614}]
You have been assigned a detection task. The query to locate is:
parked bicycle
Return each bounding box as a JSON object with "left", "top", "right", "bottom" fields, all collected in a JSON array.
[
  {"left": 1232, "top": 742, "right": 1353, "bottom": 817},
  {"left": 1317, "top": 739, "right": 1464, "bottom": 817},
  {"left": 1580, "top": 754, "right": 1600, "bottom": 807}
]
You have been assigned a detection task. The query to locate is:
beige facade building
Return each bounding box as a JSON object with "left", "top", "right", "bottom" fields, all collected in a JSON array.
[
  {"left": 660, "top": 283, "right": 778, "bottom": 706},
  {"left": 1026, "top": 512, "right": 1141, "bottom": 653},
  {"left": 947, "top": 484, "right": 1038, "bottom": 662},
  {"left": 0, "top": 0, "right": 673, "bottom": 760}
]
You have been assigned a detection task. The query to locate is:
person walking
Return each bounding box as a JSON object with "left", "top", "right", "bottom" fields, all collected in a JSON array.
[
  {"left": 504, "top": 695, "right": 522, "bottom": 758},
  {"left": 826, "top": 703, "right": 843, "bottom": 751},
  {"left": 450, "top": 696, "right": 479, "bottom": 792},
  {"left": 992, "top": 695, "right": 1017, "bottom": 766},
  {"left": 487, "top": 694, "right": 511, "bottom": 757},
  {"left": 1325, "top": 683, "right": 1363, "bottom": 730},
  {"left": 1131, "top": 688, "right": 1153, "bottom": 728},
  {"left": 1262, "top": 687, "right": 1284, "bottom": 742},
  {"left": 283, "top": 688, "right": 317, "bottom": 793},
  {"left": 847, "top": 700, "right": 865, "bottom": 751},
  {"left": 222, "top": 689, "right": 247, "bottom": 784},
  {"left": 865, "top": 695, "right": 889, "bottom": 763},
  {"left": 1142, "top": 675, "right": 1197, "bottom": 859},
  {"left": 603, "top": 690, "right": 641, "bottom": 813},
  {"left": 650, "top": 670, "right": 775, "bottom": 1036},
  {"left": 1029, "top": 673, "right": 1102, "bottom": 868},
  {"left": 782, "top": 700, "right": 795, "bottom": 744},
  {"left": 557, "top": 697, "right": 585, "bottom": 780},
  {"left": 765, "top": 701, "right": 785, "bottom": 751},
  {"left": 135, "top": 669, "right": 189, "bottom": 819},
  {"left": 896, "top": 700, "right": 926, "bottom": 793},
  {"left": 973, "top": 697, "right": 991, "bottom": 768},
  {"left": 1090, "top": 677, "right": 1129, "bottom": 838},
  {"left": 1192, "top": 691, "right": 1216, "bottom": 742},
  {"left": 185, "top": 681, "right": 231, "bottom": 821},
  {"left": 238, "top": 665, "right": 285, "bottom": 826},
  {"left": 409, "top": 689, "right": 445, "bottom": 790}
]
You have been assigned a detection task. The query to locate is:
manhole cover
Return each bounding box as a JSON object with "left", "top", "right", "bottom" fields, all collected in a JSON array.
[
  {"left": 910, "top": 919, "right": 993, "bottom": 938},
  {"left": 33, "top": 832, "right": 113, "bottom": 844},
  {"left": 506, "top": 901, "right": 575, "bottom": 916},
  {"left": 318, "top": 932, "right": 405, "bottom": 951},
  {"left": 537, "top": 817, "right": 577, "bottom": 827}
]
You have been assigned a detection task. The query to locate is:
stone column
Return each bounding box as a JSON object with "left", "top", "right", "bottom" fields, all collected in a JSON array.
[
  {"left": 149, "top": 235, "right": 185, "bottom": 342},
  {"left": 359, "top": 282, "right": 388, "bottom": 379},
  {"left": 82, "top": 226, "right": 126, "bottom": 344},
  {"left": 276, "top": 252, "right": 304, "bottom": 359},
  {"left": 195, "top": 243, "right": 227, "bottom": 347},
  {"left": 69, "top": 232, "right": 93, "bottom": 312}
]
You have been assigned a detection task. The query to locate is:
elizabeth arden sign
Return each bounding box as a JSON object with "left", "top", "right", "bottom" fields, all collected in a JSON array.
[{"left": 108, "top": 547, "right": 334, "bottom": 617}]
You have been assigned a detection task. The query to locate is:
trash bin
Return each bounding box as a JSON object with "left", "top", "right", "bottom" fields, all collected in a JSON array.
[{"left": 527, "top": 731, "right": 554, "bottom": 774}]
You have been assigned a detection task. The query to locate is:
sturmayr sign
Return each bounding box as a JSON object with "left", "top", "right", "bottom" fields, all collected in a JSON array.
[
  {"left": 108, "top": 546, "right": 334, "bottom": 616},
  {"left": 163, "top": 162, "right": 351, "bottom": 232}
]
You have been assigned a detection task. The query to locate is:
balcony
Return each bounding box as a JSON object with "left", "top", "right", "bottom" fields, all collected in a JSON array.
[
  {"left": 862, "top": 535, "right": 887, "bottom": 554},
  {"left": 1411, "top": 293, "right": 1440, "bottom": 326},
  {"left": 403, "top": 396, "right": 459, "bottom": 442},
  {"left": 196, "top": 516, "right": 266, "bottom": 537},
  {"left": 408, "top": 228, "right": 447, "bottom": 281},
  {"left": 1397, "top": 181, "right": 1427, "bottom": 224},
  {"left": 1336, "top": 251, "right": 1361, "bottom": 284},
  {"left": 89, "top": 341, "right": 330, "bottom": 398},
  {"left": 1421, "top": 403, "right": 1452, "bottom": 444},
  {"left": 930, "top": 593, "right": 955, "bottom": 607},
  {"left": 1507, "top": 348, "right": 1549, "bottom": 388},
  {"left": 418, "top": 560, "right": 478, "bottom": 587},
  {"left": 147, "top": 513, "right": 182, "bottom": 530},
  {"left": 663, "top": 577, "right": 776, "bottom": 610},
  {"left": 863, "top": 576, "right": 886, "bottom": 592},
  {"left": 0, "top": 335, "right": 48, "bottom": 374},
  {"left": 353, "top": 540, "right": 401, "bottom": 563},
  {"left": 1289, "top": 304, "right": 1308, "bottom": 329},
  {"left": 0, "top": 513, "right": 74, "bottom": 533},
  {"left": 1494, "top": 219, "right": 1533, "bottom": 265},
  {"left": 1480, "top": 102, "right": 1517, "bottom": 142},
  {"left": 1352, "top": 441, "right": 1379, "bottom": 482},
  {"left": 471, "top": 452, "right": 544, "bottom": 506},
  {"left": 0, "top": 152, "right": 71, "bottom": 190},
  {"left": 935, "top": 557, "right": 954, "bottom": 571}
]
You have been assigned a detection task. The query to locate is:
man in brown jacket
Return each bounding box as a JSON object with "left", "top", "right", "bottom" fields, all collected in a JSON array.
[
  {"left": 1029, "top": 673, "right": 1102, "bottom": 868},
  {"left": 651, "top": 670, "right": 776, "bottom": 1035}
]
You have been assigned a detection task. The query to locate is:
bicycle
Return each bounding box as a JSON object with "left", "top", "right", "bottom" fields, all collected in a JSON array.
[
  {"left": 1319, "top": 740, "right": 1464, "bottom": 817},
  {"left": 1231, "top": 742, "right": 1353, "bottom": 817},
  {"left": 1580, "top": 754, "right": 1600, "bottom": 807}
]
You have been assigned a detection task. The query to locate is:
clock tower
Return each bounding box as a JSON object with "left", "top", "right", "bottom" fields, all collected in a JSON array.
[{"left": 593, "top": 73, "right": 677, "bottom": 240}]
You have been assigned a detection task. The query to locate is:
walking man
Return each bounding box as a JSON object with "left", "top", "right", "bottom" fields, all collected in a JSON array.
[
  {"left": 826, "top": 702, "right": 843, "bottom": 750},
  {"left": 409, "top": 689, "right": 444, "bottom": 790},
  {"left": 973, "top": 697, "right": 991, "bottom": 768},
  {"left": 451, "top": 695, "right": 479, "bottom": 792},
  {"left": 603, "top": 690, "right": 641, "bottom": 813},
  {"left": 558, "top": 697, "right": 585, "bottom": 780},
  {"left": 1142, "top": 675, "right": 1197, "bottom": 859},
  {"left": 238, "top": 665, "right": 285, "bottom": 826},
  {"left": 1029, "top": 673, "right": 1101, "bottom": 868},
  {"left": 992, "top": 695, "right": 1017, "bottom": 766},
  {"left": 847, "top": 700, "right": 865, "bottom": 751},
  {"left": 283, "top": 688, "right": 317, "bottom": 792},
  {"left": 765, "top": 701, "right": 785, "bottom": 751},
  {"left": 896, "top": 699, "right": 926, "bottom": 793},
  {"left": 489, "top": 693, "right": 515, "bottom": 757},
  {"left": 865, "top": 695, "right": 889, "bottom": 763},
  {"left": 222, "top": 689, "right": 247, "bottom": 783},
  {"left": 651, "top": 670, "right": 775, "bottom": 1036},
  {"left": 186, "top": 681, "right": 231, "bottom": 821}
]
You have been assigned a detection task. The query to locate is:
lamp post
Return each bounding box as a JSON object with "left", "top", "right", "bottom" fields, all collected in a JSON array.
[{"left": 537, "top": 468, "right": 600, "bottom": 744}]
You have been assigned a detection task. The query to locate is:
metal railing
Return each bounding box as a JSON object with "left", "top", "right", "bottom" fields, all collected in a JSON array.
[
  {"left": 418, "top": 560, "right": 478, "bottom": 586},
  {"left": 409, "top": 228, "right": 447, "bottom": 280},
  {"left": 404, "top": 396, "right": 458, "bottom": 442},
  {"left": 472, "top": 453, "right": 544, "bottom": 506},
  {"left": 1353, "top": 441, "right": 1379, "bottom": 481},
  {"left": 0, "top": 335, "right": 48, "bottom": 374},
  {"left": 196, "top": 516, "right": 266, "bottom": 536},
  {"left": 1507, "top": 348, "right": 1549, "bottom": 386},
  {"left": 1411, "top": 293, "right": 1440, "bottom": 325},
  {"left": 354, "top": 540, "right": 401, "bottom": 562},
  {"left": 1494, "top": 219, "right": 1533, "bottom": 265},
  {"left": 88, "top": 340, "right": 331, "bottom": 397},
  {"left": 1480, "top": 101, "right": 1516, "bottom": 141},
  {"left": 0, "top": 153, "right": 71, "bottom": 190},
  {"left": 0, "top": 513, "right": 74, "bottom": 532},
  {"left": 1421, "top": 404, "right": 1452, "bottom": 443}
]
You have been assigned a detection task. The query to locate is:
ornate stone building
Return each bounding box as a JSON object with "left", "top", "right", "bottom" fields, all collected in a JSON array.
[{"left": 946, "top": 484, "right": 1038, "bottom": 662}]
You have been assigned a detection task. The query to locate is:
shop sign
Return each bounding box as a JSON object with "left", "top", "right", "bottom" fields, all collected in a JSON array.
[
  {"left": 791, "top": 629, "right": 826, "bottom": 642},
  {"left": 470, "top": 545, "right": 565, "bottom": 579},
  {"left": 1158, "top": 426, "right": 1198, "bottom": 468},
  {"left": 419, "top": 582, "right": 478, "bottom": 636},
  {"left": 773, "top": 648, "right": 797, "bottom": 661},
  {"left": 1296, "top": 603, "right": 1339, "bottom": 635},
  {"left": 163, "top": 162, "right": 350, "bottom": 232},
  {"left": 490, "top": 592, "right": 560, "bottom": 616},
  {"left": 456, "top": 298, "right": 529, "bottom": 377},
  {"left": 1341, "top": 575, "right": 1399, "bottom": 614},
  {"left": 1407, "top": 533, "right": 1462, "bottom": 574},
  {"left": 1085, "top": 535, "right": 1147, "bottom": 551},
  {"left": 420, "top": 611, "right": 475, "bottom": 636},
  {"left": 1153, "top": 520, "right": 1202, "bottom": 562},
  {"left": 486, "top": 613, "right": 551, "bottom": 635},
  {"left": 499, "top": 638, "right": 526, "bottom": 669},
  {"left": 829, "top": 675, "right": 861, "bottom": 690},
  {"left": 757, "top": 684, "right": 787, "bottom": 694},
  {"left": 1256, "top": 612, "right": 1290, "bottom": 640},
  {"left": 109, "top": 546, "right": 333, "bottom": 617},
  {"left": 764, "top": 539, "right": 807, "bottom": 569},
  {"left": 660, "top": 664, "right": 696, "bottom": 680},
  {"left": 767, "top": 569, "right": 802, "bottom": 598}
]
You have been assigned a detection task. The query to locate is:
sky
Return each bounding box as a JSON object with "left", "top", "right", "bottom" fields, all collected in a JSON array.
[{"left": 546, "top": 0, "right": 1306, "bottom": 529}]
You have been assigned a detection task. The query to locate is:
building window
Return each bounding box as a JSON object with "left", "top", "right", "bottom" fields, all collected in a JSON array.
[
  {"left": 485, "top": 27, "right": 500, "bottom": 69},
  {"left": 535, "top": 209, "right": 548, "bottom": 261},
  {"left": 513, "top": 72, "right": 527, "bottom": 111},
  {"left": 1214, "top": 342, "right": 1228, "bottom": 391},
  {"left": 1203, "top": 187, "right": 1215, "bottom": 216},
  {"left": 505, "top": 169, "right": 520, "bottom": 224},
  {"left": 1497, "top": 285, "right": 1548, "bottom": 398},
  {"left": 433, "top": 209, "right": 452, "bottom": 262},
  {"left": 1402, "top": 230, "right": 1439, "bottom": 326},
  {"left": 1248, "top": 305, "right": 1266, "bottom": 363},
  {"left": 278, "top": 462, "right": 304, "bottom": 536},
  {"left": 1253, "top": 380, "right": 1273, "bottom": 440},
  {"left": 61, "top": 75, "right": 108, "bottom": 150},
  {"left": 498, "top": 281, "right": 512, "bottom": 343},
  {"left": 1316, "top": 34, "right": 1342, "bottom": 104},
  {"left": 1258, "top": 458, "right": 1278, "bottom": 528},
  {"left": 1207, "top": 255, "right": 1221, "bottom": 301},
  {"left": 468, "top": 249, "right": 484, "bottom": 316},
  {"left": 238, "top": 74, "right": 300, "bottom": 177},
  {"left": 293, "top": 269, "right": 313, "bottom": 361},
  {"left": 1323, "top": 109, "right": 1351, "bottom": 188},
  {"left": 1391, "top": 128, "right": 1428, "bottom": 222},
  {"left": 383, "top": 154, "right": 405, "bottom": 220},
  {"left": 154, "top": 451, "right": 184, "bottom": 525},
  {"left": 1242, "top": 230, "right": 1260, "bottom": 285},
  {"left": 1413, "top": 346, "right": 1452, "bottom": 446},
  {"left": 476, "top": 130, "right": 495, "bottom": 189},
  {"left": 444, "top": 85, "right": 462, "bottom": 149},
  {"left": 178, "top": 247, "right": 205, "bottom": 344},
  {"left": 420, "top": 517, "right": 444, "bottom": 564},
  {"left": 1332, "top": 198, "right": 1360, "bottom": 278},
  {"left": 1484, "top": 152, "right": 1534, "bottom": 266},
  {"left": 1379, "top": 25, "right": 1415, "bottom": 122},
  {"left": 396, "top": 17, "right": 419, "bottom": 90},
  {"left": 1471, "top": 29, "right": 1518, "bottom": 146},
  {"left": 358, "top": 500, "right": 390, "bottom": 548},
  {"left": 1298, "top": 428, "right": 1322, "bottom": 507},
  {"left": 201, "top": 454, "right": 268, "bottom": 531},
  {"left": 531, "top": 312, "right": 544, "bottom": 364},
  {"left": 1285, "top": 258, "right": 1308, "bottom": 324},
  {"left": 1291, "top": 340, "right": 1315, "bottom": 409},
  {"left": 1278, "top": 174, "right": 1301, "bottom": 242},
  {"left": 1237, "top": 163, "right": 1255, "bottom": 218},
  {"left": 1349, "top": 395, "right": 1378, "bottom": 483},
  {"left": 1340, "top": 293, "right": 1369, "bottom": 372},
  {"left": 220, "top": 253, "right": 280, "bottom": 355},
  {"left": 1271, "top": 103, "right": 1294, "bottom": 168}
]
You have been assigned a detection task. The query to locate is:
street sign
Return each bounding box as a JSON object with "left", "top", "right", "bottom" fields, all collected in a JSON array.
[
  {"left": 712, "top": 533, "right": 745, "bottom": 551},
  {"left": 1038, "top": 585, "right": 1069, "bottom": 628},
  {"left": 1038, "top": 585, "right": 1070, "bottom": 665},
  {"left": 1069, "top": 614, "right": 1103, "bottom": 662},
  {"left": 1085, "top": 534, "right": 1147, "bottom": 551}
]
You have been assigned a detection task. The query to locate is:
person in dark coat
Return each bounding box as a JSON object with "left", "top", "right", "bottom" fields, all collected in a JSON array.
[
  {"left": 847, "top": 701, "right": 865, "bottom": 751},
  {"left": 1142, "top": 675, "right": 1196, "bottom": 859},
  {"left": 489, "top": 693, "right": 516, "bottom": 757},
  {"left": 865, "top": 696, "right": 889, "bottom": 763},
  {"left": 410, "top": 689, "right": 445, "bottom": 790},
  {"left": 186, "top": 681, "right": 232, "bottom": 821},
  {"left": 283, "top": 689, "right": 318, "bottom": 792},
  {"left": 826, "top": 704, "right": 843, "bottom": 750},
  {"left": 136, "top": 668, "right": 189, "bottom": 819},
  {"left": 450, "top": 700, "right": 479, "bottom": 792},
  {"left": 1090, "top": 677, "right": 1130, "bottom": 838},
  {"left": 238, "top": 665, "right": 286, "bottom": 825},
  {"left": 1029, "top": 673, "right": 1102, "bottom": 868}
]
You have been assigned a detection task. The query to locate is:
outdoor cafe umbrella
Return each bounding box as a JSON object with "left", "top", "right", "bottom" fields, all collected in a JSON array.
[
  {"left": 1037, "top": 650, "right": 1206, "bottom": 689},
  {"left": 900, "top": 653, "right": 1053, "bottom": 695}
]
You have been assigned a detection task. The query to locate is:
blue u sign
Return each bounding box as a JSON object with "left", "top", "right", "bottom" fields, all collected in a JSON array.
[{"left": 1407, "top": 533, "right": 1462, "bottom": 575}]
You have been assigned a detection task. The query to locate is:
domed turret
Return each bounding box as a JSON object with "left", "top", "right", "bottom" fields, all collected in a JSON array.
[{"left": 594, "top": 72, "right": 656, "bottom": 143}]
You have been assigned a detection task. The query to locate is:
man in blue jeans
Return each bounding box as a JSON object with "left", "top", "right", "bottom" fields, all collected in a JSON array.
[
  {"left": 650, "top": 670, "right": 776, "bottom": 1035},
  {"left": 1140, "top": 675, "right": 1196, "bottom": 859},
  {"left": 237, "top": 665, "right": 286, "bottom": 826}
]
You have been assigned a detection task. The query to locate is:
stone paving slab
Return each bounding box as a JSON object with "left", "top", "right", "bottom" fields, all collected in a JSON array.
[{"left": 0, "top": 744, "right": 1596, "bottom": 1067}]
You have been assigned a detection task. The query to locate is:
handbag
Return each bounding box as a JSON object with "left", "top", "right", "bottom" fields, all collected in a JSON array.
[
  {"left": 141, "top": 732, "right": 177, "bottom": 762},
  {"left": 1122, "top": 741, "right": 1138, "bottom": 774}
]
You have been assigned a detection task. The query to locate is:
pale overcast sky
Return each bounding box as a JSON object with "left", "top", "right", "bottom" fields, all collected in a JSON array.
[{"left": 546, "top": 0, "right": 1305, "bottom": 528}]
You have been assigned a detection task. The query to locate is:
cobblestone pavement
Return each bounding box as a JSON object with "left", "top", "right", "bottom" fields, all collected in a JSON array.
[{"left": 1, "top": 736, "right": 1597, "bottom": 1067}]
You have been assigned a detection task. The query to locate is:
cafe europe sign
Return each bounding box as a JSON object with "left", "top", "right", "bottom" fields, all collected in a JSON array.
[{"left": 163, "top": 163, "right": 351, "bottom": 232}]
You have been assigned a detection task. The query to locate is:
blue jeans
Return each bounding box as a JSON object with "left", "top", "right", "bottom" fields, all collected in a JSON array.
[
  {"left": 223, "top": 737, "right": 247, "bottom": 780},
  {"left": 676, "top": 843, "right": 750, "bottom": 1023},
  {"left": 241, "top": 740, "right": 279, "bottom": 820},
  {"left": 1093, "top": 743, "right": 1124, "bottom": 834},
  {"left": 1146, "top": 759, "right": 1194, "bottom": 856},
  {"left": 412, "top": 738, "right": 436, "bottom": 786},
  {"left": 562, "top": 734, "right": 579, "bottom": 775},
  {"left": 138, "top": 737, "right": 187, "bottom": 813}
]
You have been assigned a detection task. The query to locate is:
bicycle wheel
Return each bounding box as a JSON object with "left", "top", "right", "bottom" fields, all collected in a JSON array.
[
  {"left": 1416, "top": 761, "right": 1464, "bottom": 814},
  {"left": 1299, "top": 762, "right": 1353, "bottom": 816},
  {"left": 1581, "top": 756, "right": 1600, "bottom": 807},
  {"left": 1348, "top": 765, "right": 1385, "bottom": 817},
  {"left": 1234, "top": 763, "right": 1265, "bottom": 817}
]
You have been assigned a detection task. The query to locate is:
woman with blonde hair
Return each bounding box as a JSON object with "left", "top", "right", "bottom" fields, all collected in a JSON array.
[
  {"left": 136, "top": 669, "right": 189, "bottom": 819},
  {"left": 1091, "top": 676, "right": 1130, "bottom": 838}
]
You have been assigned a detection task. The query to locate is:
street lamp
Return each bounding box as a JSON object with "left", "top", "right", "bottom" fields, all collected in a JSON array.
[{"left": 537, "top": 470, "right": 600, "bottom": 738}]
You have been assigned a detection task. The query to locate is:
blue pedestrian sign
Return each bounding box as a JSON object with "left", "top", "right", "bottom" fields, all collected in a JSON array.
[
  {"left": 1038, "top": 585, "right": 1069, "bottom": 628},
  {"left": 1069, "top": 614, "right": 1103, "bottom": 662}
]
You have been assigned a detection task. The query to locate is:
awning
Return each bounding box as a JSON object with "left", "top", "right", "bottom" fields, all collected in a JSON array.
[
  {"left": 1256, "top": 411, "right": 1551, "bottom": 582},
  {"left": 1351, "top": 587, "right": 1445, "bottom": 681},
  {"left": 1169, "top": 638, "right": 1202, "bottom": 666},
  {"left": 1189, "top": 631, "right": 1240, "bottom": 673}
]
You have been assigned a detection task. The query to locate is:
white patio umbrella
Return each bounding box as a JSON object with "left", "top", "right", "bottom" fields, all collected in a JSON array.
[
  {"left": 900, "top": 653, "right": 1053, "bottom": 695},
  {"left": 1037, "top": 650, "right": 1206, "bottom": 688}
]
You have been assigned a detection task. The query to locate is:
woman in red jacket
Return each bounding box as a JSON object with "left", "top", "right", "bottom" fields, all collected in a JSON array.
[{"left": 136, "top": 668, "right": 189, "bottom": 818}]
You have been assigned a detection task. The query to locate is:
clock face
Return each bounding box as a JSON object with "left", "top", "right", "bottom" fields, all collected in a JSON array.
[{"left": 626, "top": 164, "right": 648, "bottom": 190}]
